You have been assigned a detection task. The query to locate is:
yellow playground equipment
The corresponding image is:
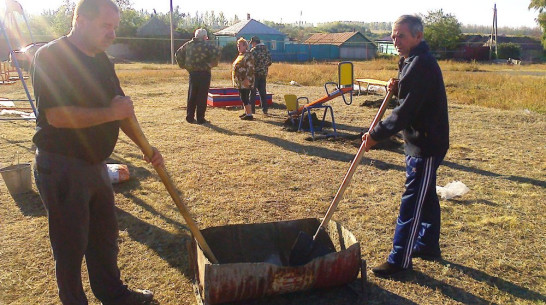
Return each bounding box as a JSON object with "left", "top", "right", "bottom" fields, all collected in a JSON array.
[{"left": 287, "top": 61, "right": 354, "bottom": 139}]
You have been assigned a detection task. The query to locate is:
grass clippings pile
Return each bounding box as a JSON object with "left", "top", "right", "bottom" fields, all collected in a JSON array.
[{"left": 1, "top": 62, "right": 545, "bottom": 305}]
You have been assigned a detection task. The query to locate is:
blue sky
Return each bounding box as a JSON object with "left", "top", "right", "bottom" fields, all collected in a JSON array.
[{"left": 15, "top": 0, "right": 541, "bottom": 28}]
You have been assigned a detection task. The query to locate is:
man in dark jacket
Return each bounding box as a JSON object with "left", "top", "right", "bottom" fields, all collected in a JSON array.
[
  {"left": 176, "top": 28, "right": 220, "bottom": 124},
  {"left": 249, "top": 36, "right": 272, "bottom": 114},
  {"left": 362, "top": 15, "right": 449, "bottom": 277}
]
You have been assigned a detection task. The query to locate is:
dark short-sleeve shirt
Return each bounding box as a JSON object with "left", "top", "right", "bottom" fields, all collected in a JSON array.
[{"left": 32, "top": 36, "right": 122, "bottom": 164}]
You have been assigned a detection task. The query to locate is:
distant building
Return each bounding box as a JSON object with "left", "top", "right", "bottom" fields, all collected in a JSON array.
[
  {"left": 303, "top": 32, "right": 377, "bottom": 60},
  {"left": 214, "top": 16, "right": 286, "bottom": 58},
  {"left": 455, "top": 34, "right": 543, "bottom": 62},
  {"left": 136, "top": 15, "right": 171, "bottom": 37},
  {"left": 375, "top": 34, "right": 398, "bottom": 55}
]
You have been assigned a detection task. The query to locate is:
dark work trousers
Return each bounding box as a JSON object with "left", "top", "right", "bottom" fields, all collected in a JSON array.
[
  {"left": 388, "top": 153, "right": 445, "bottom": 269},
  {"left": 34, "top": 150, "right": 127, "bottom": 305},
  {"left": 250, "top": 75, "right": 268, "bottom": 113},
  {"left": 239, "top": 88, "right": 251, "bottom": 106},
  {"left": 187, "top": 71, "right": 212, "bottom": 122}
]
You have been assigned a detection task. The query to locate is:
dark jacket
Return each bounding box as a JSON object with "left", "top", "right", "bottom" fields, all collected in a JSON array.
[{"left": 370, "top": 41, "right": 449, "bottom": 157}]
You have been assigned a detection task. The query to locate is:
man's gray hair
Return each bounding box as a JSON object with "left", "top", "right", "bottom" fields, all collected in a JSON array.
[{"left": 394, "top": 15, "right": 424, "bottom": 38}]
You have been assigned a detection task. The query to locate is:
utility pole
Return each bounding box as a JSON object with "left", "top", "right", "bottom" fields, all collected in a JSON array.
[
  {"left": 170, "top": 0, "right": 174, "bottom": 65},
  {"left": 489, "top": 3, "right": 498, "bottom": 60}
]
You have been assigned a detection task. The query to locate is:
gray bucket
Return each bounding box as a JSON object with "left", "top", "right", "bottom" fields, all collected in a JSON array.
[{"left": 0, "top": 163, "right": 32, "bottom": 195}]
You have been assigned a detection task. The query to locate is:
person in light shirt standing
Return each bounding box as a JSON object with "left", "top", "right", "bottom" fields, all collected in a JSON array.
[{"left": 232, "top": 37, "right": 255, "bottom": 120}]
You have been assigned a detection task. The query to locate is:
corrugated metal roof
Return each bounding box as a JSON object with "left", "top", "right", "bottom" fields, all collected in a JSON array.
[
  {"left": 375, "top": 34, "right": 393, "bottom": 42},
  {"left": 214, "top": 19, "right": 285, "bottom": 36},
  {"left": 304, "top": 32, "right": 365, "bottom": 46}
]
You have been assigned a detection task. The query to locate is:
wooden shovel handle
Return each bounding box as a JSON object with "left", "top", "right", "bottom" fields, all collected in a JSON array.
[
  {"left": 124, "top": 117, "right": 219, "bottom": 264},
  {"left": 314, "top": 90, "right": 394, "bottom": 240}
]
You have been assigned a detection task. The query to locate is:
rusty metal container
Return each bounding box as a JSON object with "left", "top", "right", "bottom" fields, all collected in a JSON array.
[{"left": 188, "top": 218, "right": 363, "bottom": 305}]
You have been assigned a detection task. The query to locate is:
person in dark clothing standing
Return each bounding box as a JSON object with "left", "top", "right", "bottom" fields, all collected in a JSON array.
[
  {"left": 32, "top": 0, "right": 163, "bottom": 304},
  {"left": 175, "top": 28, "right": 221, "bottom": 124},
  {"left": 361, "top": 15, "right": 449, "bottom": 277},
  {"left": 249, "top": 36, "right": 272, "bottom": 115}
]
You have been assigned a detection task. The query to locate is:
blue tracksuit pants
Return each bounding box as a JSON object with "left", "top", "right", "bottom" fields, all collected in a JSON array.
[{"left": 388, "top": 154, "right": 445, "bottom": 269}]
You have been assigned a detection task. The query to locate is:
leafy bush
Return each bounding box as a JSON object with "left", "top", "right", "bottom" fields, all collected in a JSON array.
[
  {"left": 221, "top": 42, "right": 238, "bottom": 62},
  {"left": 497, "top": 42, "right": 521, "bottom": 60}
]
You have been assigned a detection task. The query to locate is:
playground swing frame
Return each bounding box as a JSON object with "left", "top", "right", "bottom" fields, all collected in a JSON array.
[{"left": 1, "top": 0, "right": 37, "bottom": 121}]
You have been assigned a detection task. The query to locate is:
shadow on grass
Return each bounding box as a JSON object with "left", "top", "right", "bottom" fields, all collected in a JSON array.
[
  {"left": 203, "top": 123, "right": 404, "bottom": 172},
  {"left": 10, "top": 190, "right": 46, "bottom": 217},
  {"left": 437, "top": 260, "right": 546, "bottom": 303},
  {"left": 395, "top": 269, "right": 498, "bottom": 305},
  {"left": 261, "top": 118, "right": 545, "bottom": 189},
  {"left": 389, "top": 259, "right": 546, "bottom": 304},
  {"left": 449, "top": 199, "right": 499, "bottom": 206},
  {"left": 115, "top": 206, "right": 192, "bottom": 279},
  {"left": 442, "top": 160, "right": 545, "bottom": 188},
  {"left": 0, "top": 130, "right": 37, "bottom": 155}
]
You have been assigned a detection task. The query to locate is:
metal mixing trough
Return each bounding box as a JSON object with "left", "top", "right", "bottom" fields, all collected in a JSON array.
[{"left": 187, "top": 218, "right": 364, "bottom": 305}]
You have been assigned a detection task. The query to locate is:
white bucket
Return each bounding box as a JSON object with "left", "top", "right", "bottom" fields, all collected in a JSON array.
[{"left": 0, "top": 163, "right": 32, "bottom": 195}]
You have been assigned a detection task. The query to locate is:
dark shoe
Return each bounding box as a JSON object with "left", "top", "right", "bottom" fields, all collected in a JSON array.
[
  {"left": 372, "top": 262, "right": 407, "bottom": 277},
  {"left": 102, "top": 288, "right": 154, "bottom": 305},
  {"left": 196, "top": 119, "right": 210, "bottom": 124},
  {"left": 239, "top": 113, "right": 247, "bottom": 118},
  {"left": 262, "top": 109, "right": 268, "bottom": 115},
  {"left": 185, "top": 117, "right": 195, "bottom": 124},
  {"left": 412, "top": 250, "right": 442, "bottom": 261},
  {"left": 240, "top": 115, "right": 254, "bottom": 121}
]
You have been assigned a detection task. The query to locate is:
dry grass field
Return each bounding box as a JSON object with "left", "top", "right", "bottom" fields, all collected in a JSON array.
[{"left": 1, "top": 60, "right": 545, "bottom": 305}]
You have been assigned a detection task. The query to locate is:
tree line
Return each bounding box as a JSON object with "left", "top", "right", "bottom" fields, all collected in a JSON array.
[{"left": 19, "top": 0, "right": 544, "bottom": 61}]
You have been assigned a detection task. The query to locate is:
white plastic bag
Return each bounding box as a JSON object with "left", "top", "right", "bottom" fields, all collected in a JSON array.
[
  {"left": 107, "top": 164, "right": 130, "bottom": 184},
  {"left": 436, "top": 181, "right": 470, "bottom": 200}
]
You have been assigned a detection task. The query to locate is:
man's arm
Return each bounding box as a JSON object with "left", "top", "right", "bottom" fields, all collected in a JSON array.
[
  {"left": 175, "top": 44, "right": 186, "bottom": 69},
  {"left": 266, "top": 49, "right": 272, "bottom": 67},
  {"left": 119, "top": 116, "right": 165, "bottom": 168},
  {"left": 44, "top": 95, "right": 134, "bottom": 128},
  {"left": 209, "top": 44, "right": 221, "bottom": 68},
  {"left": 370, "top": 62, "right": 428, "bottom": 142}
]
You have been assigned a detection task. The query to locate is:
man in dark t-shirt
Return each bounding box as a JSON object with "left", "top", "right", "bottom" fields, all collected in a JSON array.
[{"left": 32, "top": 0, "right": 163, "bottom": 304}]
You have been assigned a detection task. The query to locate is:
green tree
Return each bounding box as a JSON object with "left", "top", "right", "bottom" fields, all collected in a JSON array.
[
  {"left": 217, "top": 12, "right": 227, "bottom": 27},
  {"left": 315, "top": 22, "right": 372, "bottom": 37},
  {"left": 39, "top": 0, "right": 75, "bottom": 37},
  {"left": 220, "top": 41, "right": 237, "bottom": 61},
  {"left": 497, "top": 42, "right": 522, "bottom": 59},
  {"left": 422, "top": 9, "right": 462, "bottom": 58},
  {"left": 529, "top": 0, "right": 546, "bottom": 48},
  {"left": 117, "top": 9, "right": 147, "bottom": 37},
  {"left": 113, "top": 0, "right": 132, "bottom": 10}
]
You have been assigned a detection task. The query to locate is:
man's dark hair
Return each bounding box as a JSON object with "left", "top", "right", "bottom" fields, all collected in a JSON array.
[
  {"left": 394, "top": 15, "right": 424, "bottom": 38},
  {"left": 73, "top": 0, "right": 118, "bottom": 25}
]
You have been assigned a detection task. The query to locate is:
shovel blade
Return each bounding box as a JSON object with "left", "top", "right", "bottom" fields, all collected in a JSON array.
[{"left": 289, "top": 231, "right": 332, "bottom": 266}]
